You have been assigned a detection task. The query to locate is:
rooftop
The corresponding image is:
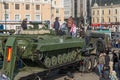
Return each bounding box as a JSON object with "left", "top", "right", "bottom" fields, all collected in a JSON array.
[{"left": 92, "top": 0, "right": 120, "bottom": 6}]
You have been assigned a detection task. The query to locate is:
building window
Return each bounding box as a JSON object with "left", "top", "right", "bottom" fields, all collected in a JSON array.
[
  {"left": 102, "top": 10, "right": 104, "bottom": 15},
  {"left": 15, "top": 4, "right": 20, "bottom": 10},
  {"left": 115, "top": 17, "right": 117, "bottom": 22},
  {"left": 25, "top": 15, "right": 30, "bottom": 20},
  {"left": 101, "top": 18, "right": 104, "bottom": 23},
  {"left": 4, "top": 3, "right": 9, "bottom": 9},
  {"left": 4, "top": 14, "right": 9, "bottom": 20},
  {"left": 54, "top": 1, "right": 56, "bottom": 5},
  {"left": 74, "top": 0, "right": 77, "bottom": 18},
  {"left": 35, "top": 15, "right": 40, "bottom": 21},
  {"left": 115, "top": 9, "right": 117, "bottom": 14},
  {"left": 56, "top": 9, "right": 59, "bottom": 13},
  {"left": 93, "top": 10, "right": 95, "bottom": 15},
  {"left": 108, "top": 17, "right": 110, "bottom": 22},
  {"left": 97, "top": 10, "right": 99, "bottom": 15},
  {"left": 26, "top": 4, "right": 30, "bottom": 10},
  {"left": 109, "top": 10, "right": 110, "bottom": 15},
  {"left": 36, "top": 5, "right": 40, "bottom": 10},
  {"left": 15, "top": 14, "right": 20, "bottom": 20},
  {"left": 93, "top": 17, "right": 95, "bottom": 23},
  {"left": 97, "top": 18, "right": 99, "bottom": 23}
]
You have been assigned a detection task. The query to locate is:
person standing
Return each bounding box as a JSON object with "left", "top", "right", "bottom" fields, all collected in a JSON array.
[
  {"left": 21, "top": 18, "right": 27, "bottom": 30},
  {"left": 53, "top": 17, "right": 60, "bottom": 35},
  {"left": 115, "top": 39, "right": 119, "bottom": 48},
  {"left": 118, "top": 50, "right": 120, "bottom": 69},
  {"left": 70, "top": 21, "right": 77, "bottom": 37},
  {"left": 67, "top": 16, "right": 74, "bottom": 36},
  {"left": 105, "top": 48, "right": 110, "bottom": 66},
  {"left": 102, "top": 51, "right": 110, "bottom": 80},
  {"left": 118, "top": 39, "right": 120, "bottom": 48},
  {"left": 109, "top": 50, "right": 119, "bottom": 80},
  {"left": 67, "top": 16, "right": 73, "bottom": 28},
  {"left": 113, "top": 50, "right": 118, "bottom": 70},
  {"left": 109, "top": 51, "right": 114, "bottom": 74},
  {"left": 97, "top": 52, "right": 105, "bottom": 78}
]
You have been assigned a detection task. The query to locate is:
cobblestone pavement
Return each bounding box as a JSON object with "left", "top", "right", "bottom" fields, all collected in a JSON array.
[{"left": 54, "top": 72, "right": 99, "bottom": 80}]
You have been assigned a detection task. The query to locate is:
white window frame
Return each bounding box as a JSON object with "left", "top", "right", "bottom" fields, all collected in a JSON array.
[
  {"left": 35, "top": 14, "right": 41, "bottom": 21},
  {"left": 4, "top": 13, "right": 9, "bottom": 21},
  {"left": 25, "top": 14, "right": 31, "bottom": 21},
  {"left": 15, "top": 14, "right": 20, "bottom": 21}
]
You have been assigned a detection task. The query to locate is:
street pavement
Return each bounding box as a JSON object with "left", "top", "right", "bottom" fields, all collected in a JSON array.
[
  {"left": 48, "top": 66, "right": 120, "bottom": 80},
  {"left": 54, "top": 72, "right": 99, "bottom": 80}
]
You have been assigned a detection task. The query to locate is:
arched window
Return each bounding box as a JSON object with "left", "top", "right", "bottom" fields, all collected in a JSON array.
[
  {"left": 101, "top": 18, "right": 104, "bottom": 23},
  {"left": 115, "top": 9, "right": 117, "bottom": 14},
  {"left": 97, "top": 17, "right": 99, "bottom": 23},
  {"left": 108, "top": 17, "right": 110, "bottom": 22},
  {"left": 115, "top": 17, "right": 117, "bottom": 22},
  {"left": 109, "top": 10, "right": 111, "bottom": 15}
]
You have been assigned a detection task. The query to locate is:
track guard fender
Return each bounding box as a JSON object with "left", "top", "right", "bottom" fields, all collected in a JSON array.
[{"left": 2, "top": 37, "right": 17, "bottom": 80}]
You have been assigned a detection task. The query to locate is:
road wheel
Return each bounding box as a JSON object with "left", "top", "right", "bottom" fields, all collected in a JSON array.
[
  {"left": 44, "top": 57, "right": 51, "bottom": 68},
  {"left": 62, "top": 54, "right": 68, "bottom": 63},
  {"left": 83, "top": 57, "right": 92, "bottom": 72},
  {"left": 67, "top": 53, "right": 72, "bottom": 62},
  {"left": 51, "top": 56, "right": 57, "bottom": 66},
  {"left": 70, "top": 51, "right": 75, "bottom": 60},
  {"left": 34, "top": 76, "right": 42, "bottom": 80},
  {"left": 90, "top": 56, "right": 98, "bottom": 70},
  {"left": 57, "top": 55, "right": 62, "bottom": 64}
]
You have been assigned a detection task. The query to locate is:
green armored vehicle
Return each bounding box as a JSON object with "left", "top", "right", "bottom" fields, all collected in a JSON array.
[{"left": 0, "top": 28, "right": 110, "bottom": 80}]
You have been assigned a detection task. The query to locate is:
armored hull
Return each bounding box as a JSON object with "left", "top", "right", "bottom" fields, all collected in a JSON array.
[
  {"left": 17, "top": 34, "right": 85, "bottom": 68},
  {"left": 0, "top": 29, "right": 110, "bottom": 80}
]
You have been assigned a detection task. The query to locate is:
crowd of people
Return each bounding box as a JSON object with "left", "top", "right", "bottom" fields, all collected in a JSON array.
[
  {"left": 97, "top": 48, "right": 120, "bottom": 80},
  {"left": 21, "top": 16, "right": 83, "bottom": 38},
  {"left": 53, "top": 16, "right": 77, "bottom": 37},
  {"left": 63, "top": 48, "right": 120, "bottom": 80},
  {"left": 111, "top": 38, "right": 120, "bottom": 48}
]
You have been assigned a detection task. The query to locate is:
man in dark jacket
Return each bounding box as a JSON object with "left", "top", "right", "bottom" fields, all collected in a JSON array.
[
  {"left": 113, "top": 50, "right": 118, "bottom": 70},
  {"left": 53, "top": 17, "right": 60, "bottom": 35},
  {"left": 21, "top": 18, "right": 27, "bottom": 30},
  {"left": 105, "top": 48, "right": 110, "bottom": 66}
]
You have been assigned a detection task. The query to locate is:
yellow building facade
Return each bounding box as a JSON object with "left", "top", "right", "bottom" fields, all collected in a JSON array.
[
  {"left": 92, "top": 3, "right": 120, "bottom": 25},
  {"left": 0, "top": 0, "right": 64, "bottom": 30}
]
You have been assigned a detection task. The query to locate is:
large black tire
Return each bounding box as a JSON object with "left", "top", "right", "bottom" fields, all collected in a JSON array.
[
  {"left": 82, "top": 57, "right": 92, "bottom": 72},
  {"left": 34, "top": 76, "right": 42, "bottom": 80},
  {"left": 90, "top": 55, "right": 98, "bottom": 70},
  {"left": 96, "top": 38, "right": 105, "bottom": 53}
]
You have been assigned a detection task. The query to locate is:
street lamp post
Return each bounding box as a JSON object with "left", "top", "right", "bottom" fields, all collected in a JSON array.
[{"left": 3, "top": 1, "right": 7, "bottom": 30}]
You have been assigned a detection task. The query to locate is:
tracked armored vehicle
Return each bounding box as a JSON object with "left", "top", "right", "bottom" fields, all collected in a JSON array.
[{"left": 0, "top": 28, "right": 110, "bottom": 80}]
